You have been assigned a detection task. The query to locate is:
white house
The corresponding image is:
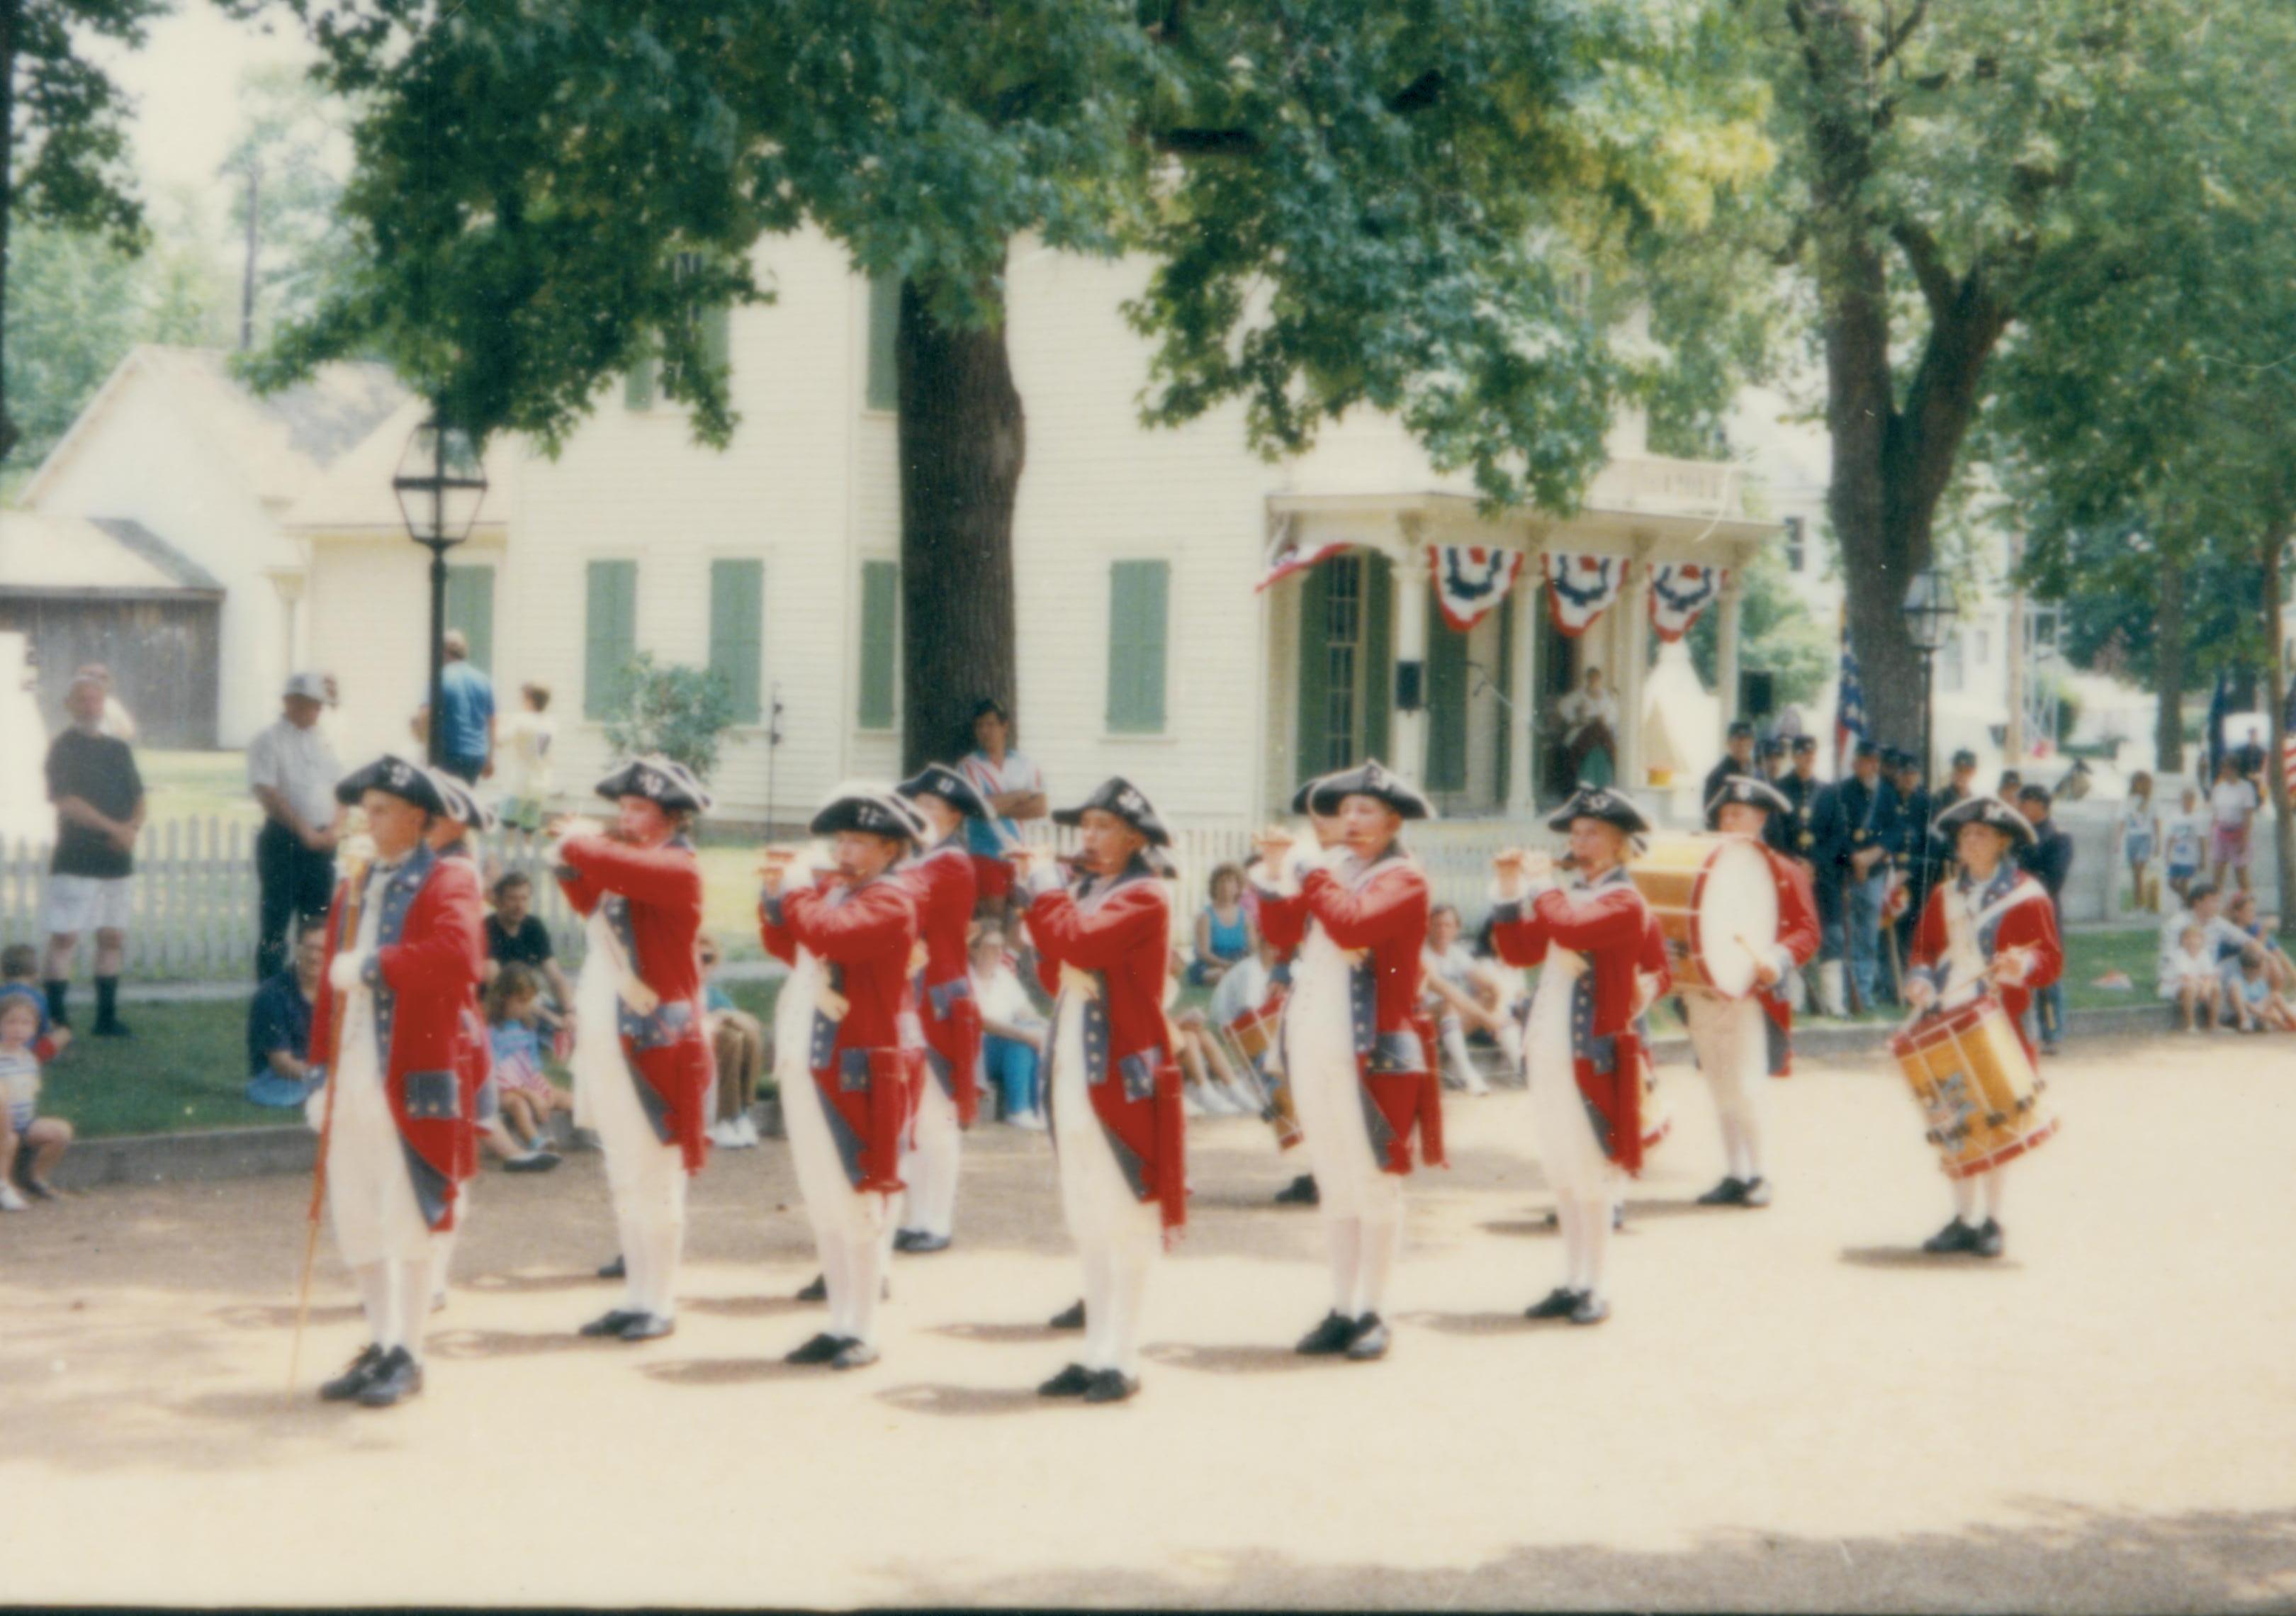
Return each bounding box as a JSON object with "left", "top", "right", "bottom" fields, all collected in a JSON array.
[
  {"left": 286, "top": 230, "right": 1779, "bottom": 831},
  {"left": 17, "top": 345, "right": 407, "bottom": 747}
]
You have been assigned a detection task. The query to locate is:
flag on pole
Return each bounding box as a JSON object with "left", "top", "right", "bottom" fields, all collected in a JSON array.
[
  {"left": 1648, "top": 563, "right": 1726, "bottom": 642},
  {"left": 1428, "top": 545, "right": 1524, "bottom": 632},
  {"left": 2280, "top": 681, "right": 2296, "bottom": 797},
  {"left": 1835, "top": 619, "right": 1869, "bottom": 775}
]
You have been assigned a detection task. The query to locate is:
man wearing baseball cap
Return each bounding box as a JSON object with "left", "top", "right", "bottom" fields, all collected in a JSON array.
[{"left": 249, "top": 672, "right": 345, "bottom": 981}]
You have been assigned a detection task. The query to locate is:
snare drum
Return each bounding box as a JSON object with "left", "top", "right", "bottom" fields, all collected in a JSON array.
[
  {"left": 1890, "top": 993, "right": 2059, "bottom": 1179},
  {"left": 1631, "top": 835, "right": 1781, "bottom": 999}
]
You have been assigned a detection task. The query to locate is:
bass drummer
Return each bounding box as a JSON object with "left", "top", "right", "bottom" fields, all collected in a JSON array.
[{"left": 1903, "top": 795, "right": 2064, "bottom": 1259}]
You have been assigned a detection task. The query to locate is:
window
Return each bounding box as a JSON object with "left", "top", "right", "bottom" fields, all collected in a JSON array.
[
  {"left": 1941, "top": 629, "right": 1966, "bottom": 695},
  {"left": 708, "top": 559, "right": 764, "bottom": 724},
  {"left": 857, "top": 559, "right": 899, "bottom": 729},
  {"left": 1295, "top": 551, "right": 1393, "bottom": 774},
  {"left": 1784, "top": 515, "right": 1806, "bottom": 573},
  {"left": 1106, "top": 560, "right": 1170, "bottom": 734},
  {"left": 865, "top": 273, "right": 901, "bottom": 412},
  {"left": 584, "top": 560, "right": 638, "bottom": 719},
  {"left": 442, "top": 564, "right": 495, "bottom": 674}
]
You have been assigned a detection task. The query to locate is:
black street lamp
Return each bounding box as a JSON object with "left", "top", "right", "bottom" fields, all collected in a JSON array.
[
  {"left": 393, "top": 418, "right": 489, "bottom": 767},
  {"left": 1901, "top": 566, "right": 1957, "bottom": 786}
]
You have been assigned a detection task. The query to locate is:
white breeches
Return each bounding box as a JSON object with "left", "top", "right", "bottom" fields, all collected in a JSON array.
[
  {"left": 1952, "top": 1165, "right": 2008, "bottom": 1222},
  {"left": 1285, "top": 952, "right": 1387, "bottom": 1218},
  {"left": 777, "top": 1004, "right": 891, "bottom": 1345},
  {"left": 1682, "top": 991, "right": 1769, "bottom": 1182},
  {"left": 1049, "top": 997, "right": 1160, "bottom": 1376},
  {"left": 901, "top": 1072, "right": 962, "bottom": 1238},
  {"left": 1524, "top": 959, "right": 1618, "bottom": 1298},
  {"left": 325, "top": 993, "right": 434, "bottom": 1269},
  {"left": 583, "top": 1023, "right": 687, "bottom": 1320}
]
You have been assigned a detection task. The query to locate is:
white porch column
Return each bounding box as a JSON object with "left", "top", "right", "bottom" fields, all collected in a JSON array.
[
  {"left": 1616, "top": 556, "right": 1652, "bottom": 789},
  {"left": 1507, "top": 556, "right": 1538, "bottom": 812},
  {"left": 1716, "top": 567, "right": 1745, "bottom": 728},
  {"left": 1392, "top": 520, "right": 1430, "bottom": 782}
]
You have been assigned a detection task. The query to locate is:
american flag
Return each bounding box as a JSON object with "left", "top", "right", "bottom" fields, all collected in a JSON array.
[{"left": 1835, "top": 619, "right": 1869, "bottom": 775}]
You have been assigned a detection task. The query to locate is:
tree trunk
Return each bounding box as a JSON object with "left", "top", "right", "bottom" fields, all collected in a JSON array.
[
  {"left": 2262, "top": 518, "right": 2295, "bottom": 922},
  {"left": 0, "top": 0, "right": 20, "bottom": 464},
  {"left": 2154, "top": 543, "right": 2187, "bottom": 774},
  {"left": 895, "top": 264, "right": 1024, "bottom": 775}
]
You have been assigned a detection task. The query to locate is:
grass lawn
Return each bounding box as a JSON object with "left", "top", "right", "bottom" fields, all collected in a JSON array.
[{"left": 137, "top": 749, "right": 263, "bottom": 831}]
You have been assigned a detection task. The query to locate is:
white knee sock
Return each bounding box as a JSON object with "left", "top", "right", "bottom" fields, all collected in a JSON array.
[
  {"left": 1580, "top": 1193, "right": 1612, "bottom": 1301},
  {"left": 1738, "top": 1090, "right": 1767, "bottom": 1182},
  {"left": 1324, "top": 1216, "right": 1362, "bottom": 1315},
  {"left": 1355, "top": 1214, "right": 1401, "bottom": 1320},
  {"left": 817, "top": 1217, "right": 853, "bottom": 1337},
  {"left": 642, "top": 1218, "right": 682, "bottom": 1318},
  {"left": 1951, "top": 1175, "right": 1979, "bottom": 1223},
  {"left": 1105, "top": 1240, "right": 1153, "bottom": 1380},
  {"left": 394, "top": 1256, "right": 434, "bottom": 1359},
  {"left": 1499, "top": 1019, "right": 1524, "bottom": 1072},
  {"left": 1716, "top": 1110, "right": 1745, "bottom": 1180},
  {"left": 1981, "top": 1166, "right": 2006, "bottom": 1223},
  {"left": 1081, "top": 1243, "right": 1116, "bottom": 1371},
  {"left": 614, "top": 1210, "right": 646, "bottom": 1313},
  {"left": 430, "top": 1227, "right": 458, "bottom": 1305},
  {"left": 354, "top": 1260, "right": 396, "bottom": 1349},
  {"left": 1557, "top": 1200, "right": 1587, "bottom": 1293},
  {"left": 845, "top": 1231, "right": 882, "bottom": 1347}
]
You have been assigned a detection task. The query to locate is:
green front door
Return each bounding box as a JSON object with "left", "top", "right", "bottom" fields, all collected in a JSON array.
[{"left": 1294, "top": 549, "right": 1393, "bottom": 780}]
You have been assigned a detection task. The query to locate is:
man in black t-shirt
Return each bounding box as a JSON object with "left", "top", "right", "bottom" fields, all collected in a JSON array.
[
  {"left": 42, "top": 674, "right": 144, "bottom": 1036},
  {"left": 482, "top": 870, "right": 575, "bottom": 1023}
]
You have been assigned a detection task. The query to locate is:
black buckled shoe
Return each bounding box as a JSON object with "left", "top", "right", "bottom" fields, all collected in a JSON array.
[
  {"left": 1696, "top": 1177, "right": 1748, "bottom": 1206},
  {"left": 830, "top": 1339, "right": 879, "bottom": 1370},
  {"left": 1972, "top": 1218, "right": 2005, "bottom": 1259},
  {"left": 892, "top": 1229, "right": 926, "bottom": 1253},
  {"left": 1922, "top": 1218, "right": 1979, "bottom": 1255},
  {"left": 784, "top": 1332, "right": 847, "bottom": 1366},
  {"left": 1739, "top": 1177, "right": 1773, "bottom": 1208},
  {"left": 319, "top": 1343, "right": 385, "bottom": 1402},
  {"left": 1037, "top": 1362, "right": 1095, "bottom": 1398},
  {"left": 617, "top": 1312, "right": 676, "bottom": 1342},
  {"left": 595, "top": 1255, "right": 626, "bottom": 1281},
  {"left": 354, "top": 1347, "right": 424, "bottom": 1408},
  {"left": 1273, "top": 1174, "right": 1320, "bottom": 1206},
  {"left": 1525, "top": 1287, "right": 1582, "bottom": 1320},
  {"left": 1295, "top": 1311, "right": 1358, "bottom": 1356},
  {"left": 795, "top": 1274, "right": 828, "bottom": 1303},
  {"left": 1568, "top": 1294, "right": 1611, "bottom": 1327},
  {"left": 580, "top": 1309, "right": 643, "bottom": 1337},
  {"left": 904, "top": 1233, "right": 952, "bottom": 1255},
  {"left": 1082, "top": 1369, "right": 1139, "bottom": 1404},
  {"left": 1344, "top": 1314, "right": 1390, "bottom": 1360},
  {"left": 1048, "top": 1299, "right": 1086, "bottom": 1331}
]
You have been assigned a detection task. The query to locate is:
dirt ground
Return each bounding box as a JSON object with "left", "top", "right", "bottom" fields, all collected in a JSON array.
[{"left": 6, "top": 1035, "right": 2296, "bottom": 1611}]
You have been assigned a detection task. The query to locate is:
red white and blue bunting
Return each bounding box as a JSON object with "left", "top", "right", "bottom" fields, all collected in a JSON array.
[
  {"left": 1254, "top": 532, "right": 1351, "bottom": 594},
  {"left": 1648, "top": 562, "right": 1727, "bottom": 643},
  {"left": 1543, "top": 552, "right": 1628, "bottom": 638},
  {"left": 1427, "top": 545, "right": 1525, "bottom": 632}
]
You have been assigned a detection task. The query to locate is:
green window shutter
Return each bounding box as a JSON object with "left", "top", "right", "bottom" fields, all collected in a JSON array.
[
  {"left": 584, "top": 560, "right": 638, "bottom": 719},
  {"left": 1424, "top": 590, "right": 1468, "bottom": 792},
  {"left": 699, "top": 303, "right": 731, "bottom": 375},
  {"left": 865, "top": 274, "right": 901, "bottom": 412},
  {"left": 708, "top": 559, "right": 764, "bottom": 724},
  {"left": 443, "top": 564, "right": 495, "bottom": 675},
  {"left": 1492, "top": 591, "right": 1514, "bottom": 805},
  {"left": 624, "top": 344, "right": 658, "bottom": 411},
  {"left": 1105, "top": 561, "right": 1169, "bottom": 734},
  {"left": 1363, "top": 551, "right": 1394, "bottom": 763},
  {"left": 857, "top": 559, "right": 899, "bottom": 729}
]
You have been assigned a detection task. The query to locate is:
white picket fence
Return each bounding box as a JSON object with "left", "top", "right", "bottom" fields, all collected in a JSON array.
[{"left": 0, "top": 819, "right": 587, "bottom": 982}]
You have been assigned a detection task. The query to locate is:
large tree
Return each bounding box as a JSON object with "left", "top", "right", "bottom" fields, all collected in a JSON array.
[
  {"left": 230, "top": 0, "right": 1765, "bottom": 770},
  {"left": 1735, "top": 0, "right": 2217, "bottom": 746},
  {"left": 219, "top": 62, "right": 358, "bottom": 349},
  {"left": 0, "top": 0, "right": 171, "bottom": 464}
]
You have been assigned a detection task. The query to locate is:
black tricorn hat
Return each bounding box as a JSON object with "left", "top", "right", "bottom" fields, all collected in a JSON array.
[
  {"left": 1791, "top": 735, "right": 1818, "bottom": 755},
  {"left": 337, "top": 753, "right": 448, "bottom": 816},
  {"left": 429, "top": 768, "right": 499, "bottom": 834},
  {"left": 1304, "top": 758, "right": 1434, "bottom": 821},
  {"left": 1052, "top": 776, "right": 1171, "bottom": 846},
  {"left": 1706, "top": 775, "right": 1791, "bottom": 820},
  {"left": 1546, "top": 785, "right": 1651, "bottom": 837},
  {"left": 596, "top": 755, "right": 712, "bottom": 814},
  {"left": 811, "top": 785, "right": 928, "bottom": 848},
  {"left": 1933, "top": 794, "right": 2035, "bottom": 848},
  {"left": 898, "top": 763, "right": 991, "bottom": 821}
]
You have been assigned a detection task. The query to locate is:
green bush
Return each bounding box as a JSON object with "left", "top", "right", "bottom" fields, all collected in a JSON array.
[{"left": 602, "top": 652, "right": 737, "bottom": 780}]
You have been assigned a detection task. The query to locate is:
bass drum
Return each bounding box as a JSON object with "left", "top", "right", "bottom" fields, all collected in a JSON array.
[{"left": 1631, "top": 835, "right": 1780, "bottom": 999}]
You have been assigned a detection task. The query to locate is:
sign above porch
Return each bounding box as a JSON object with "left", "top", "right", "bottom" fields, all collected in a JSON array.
[
  {"left": 1648, "top": 561, "right": 1727, "bottom": 642},
  {"left": 1543, "top": 551, "right": 1628, "bottom": 637},
  {"left": 1427, "top": 544, "right": 1524, "bottom": 632}
]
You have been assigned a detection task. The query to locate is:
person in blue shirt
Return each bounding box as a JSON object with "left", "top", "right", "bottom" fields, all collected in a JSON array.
[
  {"left": 245, "top": 930, "right": 325, "bottom": 1108},
  {"left": 415, "top": 630, "right": 496, "bottom": 784}
]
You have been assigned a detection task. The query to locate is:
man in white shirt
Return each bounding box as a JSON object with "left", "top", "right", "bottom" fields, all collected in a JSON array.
[
  {"left": 2159, "top": 882, "right": 2246, "bottom": 1014},
  {"left": 249, "top": 673, "right": 344, "bottom": 981}
]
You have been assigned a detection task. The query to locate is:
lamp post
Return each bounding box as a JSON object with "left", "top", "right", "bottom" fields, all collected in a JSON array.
[
  {"left": 393, "top": 419, "right": 489, "bottom": 767},
  {"left": 1901, "top": 566, "right": 1957, "bottom": 787}
]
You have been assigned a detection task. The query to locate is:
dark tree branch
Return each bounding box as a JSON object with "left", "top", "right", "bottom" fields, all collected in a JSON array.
[
  {"left": 1156, "top": 125, "right": 1259, "bottom": 156},
  {"left": 1873, "top": 0, "right": 1930, "bottom": 68},
  {"left": 1889, "top": 218, "right": 1958, "bottom": 321}
]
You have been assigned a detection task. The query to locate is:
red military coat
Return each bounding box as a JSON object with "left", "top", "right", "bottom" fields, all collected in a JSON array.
[
  {"left": 1025, "top": 858, "right": 1187, "bottom": 1233},
  {"left": 1492, "top": 866, "right": 1660, "bottom": 1175},
  {"left": 1258, "top": 846, "right": 1443, "bottom": 1174},
  {"left": 308, "top": 845, "right": 486, "bottom": 1228},
  {"left": 556, "top": 834, "right": 714, "bottom": 1174},
  {"left": 905, "top": 837, "right": 982, "bottom": 1126},
  {"left": 1755, "top": 841, "right": 1823, "bottom": 1075},
  {"left": 1908, "top": 864, "right": 2064, "bottom": 1065},
  {"left": 762, "top": 872, "right": 918, "bottom": 1195}
]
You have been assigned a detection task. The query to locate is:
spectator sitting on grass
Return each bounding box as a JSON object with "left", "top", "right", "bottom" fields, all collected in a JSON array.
[
  {"left": 1, "top": 943, "right": 52, "bottom": 1039},
  {"left": 483, "top": 964, "right": 565, "bottom": 1166},
  {"left": 483, "top": 871, "right": 574, "bottom": 1036},
  {"left": 0, "top": 994, "right": 71, "bottom": 1207},
  {"left": 1188, "top": 863, "right": 1256, "bottom": 987},
  {"left": 2160, "top": 881, "right": 2244, "bottom": 1006},
  {"left": 2222, "top": 892, "right": 2296, "bottom": 994},
  {"left": 969, "top": 925, "right": 1045, "bottom": 1129},
  {"left": 245, "top": 930, "right": 327, "bottom": 1109},
  {"left": 2228, "top": 943, "right": 2296, "bottom": 1034},
  {"left": 2166, "top": 924, "right": 2225, "bottom": 1033}
]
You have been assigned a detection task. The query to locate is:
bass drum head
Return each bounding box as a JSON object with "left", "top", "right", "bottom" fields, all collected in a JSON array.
[{"left": 1693, "top": 837, "right": 1781, "bottom": 999}]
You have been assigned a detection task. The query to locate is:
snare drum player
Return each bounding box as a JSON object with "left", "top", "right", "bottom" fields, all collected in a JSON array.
[
  {"left": 1252, "top": 761, "right": 1441, "bottom": 1363},
  {"left": 552, "top": 758, "right": 714, "bottom": 1343},
  {"left": 1491, "top": 787, "right": 1662, "bottom": 1326},
  {"left": 761, "top": 786, "right": 924, "bottom": 1370},
  {"left": 1015, "top": 778, "right": 1186, "bottom": 1405},
  {"left": 893, "top": 764, "right": 988, "bottom": 1255},
  {"left": 305, "top": 756, "right": 485, "bottom": 1408},
  {"left": 1904, "top": 795, "right": 2064, "bottom": 1258},
  {"left": 1686, "top": 776, "right": 1821, "bottom": 1208}
]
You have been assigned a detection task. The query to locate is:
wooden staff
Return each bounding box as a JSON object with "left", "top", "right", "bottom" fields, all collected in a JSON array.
[{"left": 287, "top": 853, "right": 370, "bottom": 1400}]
